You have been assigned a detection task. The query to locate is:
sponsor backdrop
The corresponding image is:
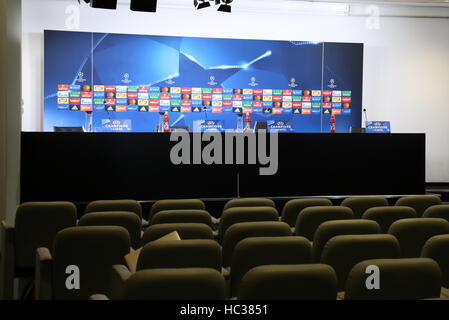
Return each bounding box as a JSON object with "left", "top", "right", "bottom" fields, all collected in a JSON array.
[{"left": 44, "top": 30, "right": 363, "bottom": 133}]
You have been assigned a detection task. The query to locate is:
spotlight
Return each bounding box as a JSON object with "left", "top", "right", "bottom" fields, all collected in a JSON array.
[
  {"left": 89, "top": 0, "right": 117, "bottom": 9},
  {"left": 131, "top": 0, "right": 158, "bottom": 12},
  {"left": 217, "top": 0, "right": 233, "bottom": 13},
  {"left": 194, "top": 0, "right": 211, "bottom": 10}
]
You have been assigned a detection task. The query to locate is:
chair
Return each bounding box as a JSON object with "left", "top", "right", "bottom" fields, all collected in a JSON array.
[
  {"left": 149, "top": 209, "right": 213, "bottom": 228},
  {"left": 344, "top": 258, "right": 442, "bottom": 300},
  {"left": 362, "top": 206, "right": 416, "bottom": 233},
  {"left": 78, "top": 211, "right": 142, "bottom": 249},
  {"left": 341, "top": 197, "right": 388, "bottom": 219},
  {"left": 149, "top": 199, "right": 205, "bottom": 221},
  {"left": 423, "top": 205, "right": 449, "bottom": 222},
  {"left": 230, "top": 236, "right": 311, "bottom": 297},
  {"left": 136, "top": 239, "right": 222, "bottom": 271},
  {"left": 0, "top": 202, "right": 77, "bottom": 299},
  {"left": 237, "top": 264, "right": 337, "bottom": 300},
  {"left": 218, "top": 207, "right": 279, "bottom": 243},
  {"left": 141, "top": 223, "right": 213, "bottom": 245},
  {"left": 223, "top": 198, "right": 275, "bottom": 211},
  {"left": 84, "top": 199, "right": 146, "bottom": 228},
  {"left": 35, "top": 226, "right": 130, "bottom": 300},
  {"left": 109, "top": 268, "right": 225, "bottom": 300},
  {"left": 312, "top": 220, "right": 381, "bottom": 262},
  {"left": 320, "top": 234, "right": 400, "bottom": 292},
  {"left": 388, "top": 218, "right": 449, "bottom": 258},
  {"left": 222, "top": 221, "right": 292, "bottom": 267},
  {"left": 295, "top": 206, "right": 353, "bottom": 241},
  {"left": 395, "top": 195, "right": 442, "bottom": 217},
  {"left": 281, "top": 198, "right": 332, "bottom": 229},
  {"left": 421, "top": 234, "right": 449, "bottom": 290}
]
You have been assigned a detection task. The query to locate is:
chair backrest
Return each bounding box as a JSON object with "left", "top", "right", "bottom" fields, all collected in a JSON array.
[
  {"left": 218, "top": 207, "right": 279, "bottom": 243},
  {"left": 137, "top": 239, "right": 221, "bottom": 271},
  {"left": 230, "top": 236, "right": 311, "bottom": 297},
  {"left": 341, "top": 197, "right": 388, "bottom": 219},
  {"left": 141, "top": 223, "right": 213, "bottom": 245},
  {"left": 52, "top": 226, "right": 130, "bottom": 299},
  {"left": 423, "top": 204, "right": 449, "bottom": 223},
  {"left": 78, "top": 211, "right": 142, "bottom": 249},
  {"left": 421, "top": 234, "right": 449, "bottom": 288},
  {"left": 150, "top": 209, "right": 213, "bottom": 227},
  {"left": 149, "top": 199, "right": 205, "bottom": 220},
  {"left": 395, "top": 195, "right": 442, "bottom": 217},
  {"left": 344, "top": 258, "right": 442, "bottom": 300},
  {"left": 312, "top": 220, "right": 381, "bottom": 262},
  {"left": 320, "top": 234, "right": 400, "bottom": 291},
  {"left": 281, "top": 198, "right": 333, "bottom": 227},
  {"left": 237, "top": 264, "right": 337, "bottom": 300},
  {"left": 222, "top": 221, "right": 292, "bottom": 267},
  {"left": 295, "top": 206, "right": 353, "bottom": 241},
  {"left": 362, "top": 206, "right": 416, "bottom": 233},
  {"left": 14, "top": 202, "right": 77, "bottom": 268},
  {"left": 123, "top": 268, "right": 225, "bottom": 300},
  {"left": 223, "top": 198, "right": 275, "bottom": 211},
  {"left": 388, "top": 218, "right": 449, "bottom": 258},
  {"left": 84, "top": 200, "right": 142, "bottom": 219}
]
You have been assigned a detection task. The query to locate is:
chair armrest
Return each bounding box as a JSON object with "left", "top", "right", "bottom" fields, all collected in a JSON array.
[
  {"left": 111, "top": 264, "right": 132, "bottom": 300},
  {"left": 89, "top": 294, "right": 110, "bottom": 300},
  {"left": 35, "top": 247, "right": 53, "bottom": 300},
  {"left": 0, "top": 220, "right": 15, "bottom": 299}
]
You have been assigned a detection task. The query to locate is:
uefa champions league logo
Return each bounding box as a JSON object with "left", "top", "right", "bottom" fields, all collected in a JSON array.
[
  {"left": 207, "top": 76, "right": 217, "bottom": 85},
  {"left": 248, "top": 77, "right": 258, "bottom": 87},
  {"left": 166, "top": 75, "right": 175, "bottom": 85},
  {"left": 76, "top": 72, "right": 86, "bottom": 83},
  {"left": 328, "top": 78, "right": 337, "bottom": 88},
  {"left": 288, "top": 78, "right": 298, "bottom": 88},
  {"left": 121, "top": 73, "right": 132, "bottom": 84}
]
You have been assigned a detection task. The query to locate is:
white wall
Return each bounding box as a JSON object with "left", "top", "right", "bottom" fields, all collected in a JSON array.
[{"left": 21, "top": 0, "right": 449, "bottom": 182}]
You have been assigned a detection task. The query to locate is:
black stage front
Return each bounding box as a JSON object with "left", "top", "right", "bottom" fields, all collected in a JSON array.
[{"left": 21, "top": 132, "right": 425, "bottom": 204}]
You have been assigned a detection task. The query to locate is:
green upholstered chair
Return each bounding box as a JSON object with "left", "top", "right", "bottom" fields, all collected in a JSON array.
[
  {"left": 344, "top": 258, "right": 442, "bottom": 300},
  {"left": 141, "top": 223, "right": 213, "bottom": 245},
  {"left": 230, "top": 236, "right": 311, "bottom": 297},
  {"left": 422, "top": 205, "right": 449, "bottom": 222},
  {"left": 223, "top": 198, "right": 275, "bottom": 211},
  {"left": 395, "top": 195, "right": 442, "bottom": 217},
  {"left": 84, "top": 199, "right": 146, "bottom": 228},
  {"left": 295, "top": 206, "right": 353, "bottom": 241},
  {"left": 0, "top": 201, "right": 77, "bottom": 299},
  {"left": 237, "top": 264, "right": 337, "bottom": 300},
  {"left": 421, "top": 234, "right": 449, "bottom": 292},
  {"left": 150, "top": 209, "right": 213, "bottom": 228},
  {"left": 388, "top": 218, "right": 449, "bottom": 258},
  {"left": 362, "top": 206, "right": 416, "bottom": 233},
  {"left": 341, "top": 196, "right": 388, "bottom": 219},
  {"left": 281, "top": 198, "right": 333, "bottom": 229},
  {"left": 149, "top": 199, "right": 205, "bottom": 221}
]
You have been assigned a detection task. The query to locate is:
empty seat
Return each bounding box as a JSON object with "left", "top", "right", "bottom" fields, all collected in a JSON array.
[
  {"left": 281, "top": 198, "right": 332, "bottom": 228},
  {"left": 141, "top": 223, "right": 213, "bottom": 245},
  {"left": 223, "top": 198, "right": 275, "bottom": 211},
  {"left": 395, "top": 195, "right": 442, "bottom": 217},
  {"left": 85, "top": 199, "right": 142, "bottom": 219},
  {"left": 222, "top": 221, "right": 292, "bottom": 267},
  {"left": 35, "top": 226, "right": 130, "bottom": 300},
  {"left": 312, "top": 220, "right": 381, "bottom": 262},
  {"left": 421, "top": 234, "right": 449, "bottom": 289},
  {"left": 218, "top": 207, "right": 279, "bottom": 243},
  {"left": 115, "top": 268, "right": 226, "bottom": 300},
  {"left": 362, "top": 206, "right": 417, "bottom": 233},
  {"left": 136, "top": 239, "right": 221, "bottom": 271},
  {"left": 344, "top": 258, "right": 442, "bottom": 300},
  {"left": 0, "top": 201, "right": 77, "bottom": 299},
  {"left": 320, "top": 234, "right": 400, "bottom": 292},
  {"left": 149, "top": 209, "right": 213, "bottom": 228},
  {"left": 237, "top": 264, "right": 337, "bottom": 300},
  {"left": 388, "top": 218, "right": 449, "bottom": 258},
  {"left": 423, "top": 205, "right": 449, "bottom": 223},
  {"left": 295, "top": 206, "right": 353, "bottom": 241},
  {"left": 78, "top": 211, "right": 141, "bottom": 249},
  {"left": 149, "top": 199, "right": 205, "bottom": 221},
  {"left": 230, "top": 236, "right": 312, "bottom": 297},
  {"left": 341, "top": 197, "right": 388, "bottom": 219}
]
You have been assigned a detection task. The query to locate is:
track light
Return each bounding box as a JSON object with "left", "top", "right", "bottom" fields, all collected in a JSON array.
[
  {"left": 194, "top": 0, "right": 233, "bottom": 12},
  {"left": 131, "top": 0, "right": 158, "bottom": 12},
  {"left": 89, "top": 0, "right": 117, "bottom": 9},
  {"left": 194, "top": 0, "right": 211, "bottom": 9}
]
